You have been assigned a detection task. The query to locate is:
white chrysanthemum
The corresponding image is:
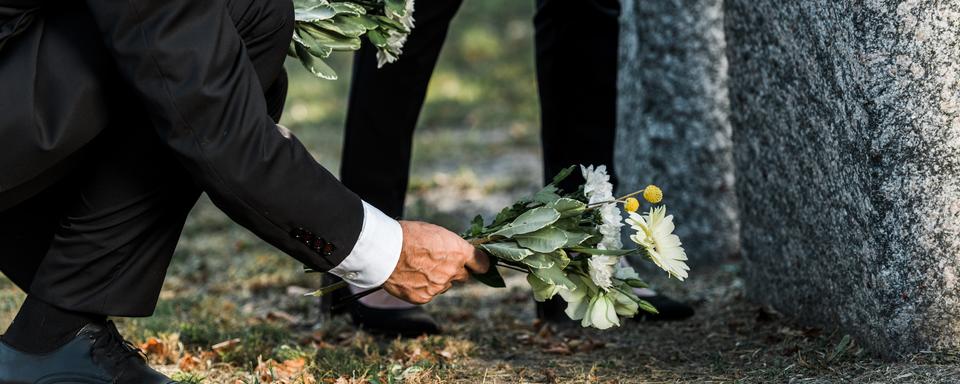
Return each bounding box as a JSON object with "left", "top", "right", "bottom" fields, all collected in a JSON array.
[
  {"left": 377, "top": 0, "right": 416, "bottom": 67},
  {"left": 587, "top": 255, "right": 618, "bottom": 291},
  {"left": 398, "top": 0, "right": 416, "bottom": 30},
  {"left": 627, "top": 206, "right": 689, "bottom": 281},
  {"left": 580, "top": 164, "right": 613, "bottom": 204},
  {"left": 597, "top": 204, "right": 623, "bottom": 250},
  {"left": 376, "top": 31, "right": 407, "bottom": 67},
  {"left": 580, "top": 165, "right": 623, "bottom": 250}
]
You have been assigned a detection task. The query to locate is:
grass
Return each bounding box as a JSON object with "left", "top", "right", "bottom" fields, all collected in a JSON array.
[{"left": 2, "top": 0, "right": 959, "bottom": 382}]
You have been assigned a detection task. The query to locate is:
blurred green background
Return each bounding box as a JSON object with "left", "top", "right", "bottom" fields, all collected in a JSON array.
[{"left": 283, "top": 0, "right": 541, "bottom": 173}]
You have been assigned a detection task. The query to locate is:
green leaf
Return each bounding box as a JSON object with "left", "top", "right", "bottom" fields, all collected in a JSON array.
[
  {"left": 347, "top": 14, "right": 381, "bottom": 29},
  {"left": 547, "top": 198, "right": 587, "bottom": 218},
  {"left": 479, "top": 242, "right": 533, "bottom": 262},
  {"left": 491, "top": 207, "right": 561, "bottom": 238},
  {"left": 295, "top": 4, "right": 337, "bottom": 22},
  {"left": 530, "top": 265, "right": 576, "bottom": 290},
  {"left": 828, "top": 335, "right": 854, "bottom": 362},
  {"left": 550, "top": 165, "right": 577, "bottom": 186},
  {"left": 301, "top": 24, "right": 362, "bottom": 50},
  {"left": 373, "top": 15, "right": 406, "bottom": 30},
  {"left": 468, "top": 215, "right": 485, "bottom": 237},
  {"left": 514, "top": 227, "right": 568, "bottom": 253},
  {"left": 471, "top": 259, "right": 506, "bottom": 288},
  {"left": 329, "top": 2, "right": 366, "bottom": 16},
  {"left": 295, "top": 44, "right": 338, "bottom": 80},
  {"left": 527, "top": 273, "right": 560, "bottom": 302},
  {"left": 384, "top": 0, "right": 406, "bottom": 17},
  {"left": 519, "top": 253, "right": 555, "bottom": 269},
  {"left": 491, "top": 203, "right": 525, "bottom": 227},
  {"left": 366, "top": 29, "right": 388, "bottom": 47},
  {"left": 294, "top": 28, "right": 334, "bottom": 58},
  {"left": 532, "top": 187, "right": 562, "bottom": 205},
  {"left": 561, "top": 231, "right": 593, "bottom": 247},
  {"left": 312, "top": 16, "right": 369, "bottom": 37},
  {"left": 553, "top": 249, "right": 572, "bottom": 270},
  {"left": 638, "top": 299, "right": 659, "bottom": 314},
  {"left": 569, "top": 247, "right": 635, "bottom": 256}
]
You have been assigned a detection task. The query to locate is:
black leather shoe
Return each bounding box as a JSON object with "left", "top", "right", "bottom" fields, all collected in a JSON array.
[
  {"left": 535, "top": 296, "right": 570, "bottom": 324},
  {"left": 635, "top": 294, "right": 695, "bottom": 321},
  {"left": 321, "top": 275, "right": 441, "bottom": 337},
  {"left": 347, "top": 304, "right": 441, "bottom": 337},
  {"left": 0, "top": 321, "right": 176, "bottom": 384}
]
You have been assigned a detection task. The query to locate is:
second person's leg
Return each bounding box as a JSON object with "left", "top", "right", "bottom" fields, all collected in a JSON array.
[
  {"left": 335, "top": 0, "right": 464, "bottom": 335},
  {"left": 534, "top": 0, "right": 621, "bottom": 192}
]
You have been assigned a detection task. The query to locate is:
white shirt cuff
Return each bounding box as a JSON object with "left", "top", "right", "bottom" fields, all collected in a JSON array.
[{"left": 329, "top": 201, "right": 403, "bottom": 289}]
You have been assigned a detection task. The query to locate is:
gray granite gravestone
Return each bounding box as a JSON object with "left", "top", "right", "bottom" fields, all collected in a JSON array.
[
  {"left": 615, "top": 0, "right": 739, "bottom": 265},
  {"left": 726, "top": 0, "right": 960, "bottom": 357}
]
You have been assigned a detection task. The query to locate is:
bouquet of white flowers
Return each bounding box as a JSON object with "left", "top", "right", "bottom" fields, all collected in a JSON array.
[
  {"left": 311, "top": 165, "right": 690, "bottom": 330},
  {"left": 462, "top": 165, "right": 689, "bottom": 329},
  {"left": 290, "top": 0, "right": 414, "bottom": 80}
]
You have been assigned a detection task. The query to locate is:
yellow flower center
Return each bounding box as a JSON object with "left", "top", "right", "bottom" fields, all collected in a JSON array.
[
  {"left": 624, "top": 197, "right": 640, "bottom": 212},
  {"left": 643, "top": 185, "right": 663, "bottom": 204}
]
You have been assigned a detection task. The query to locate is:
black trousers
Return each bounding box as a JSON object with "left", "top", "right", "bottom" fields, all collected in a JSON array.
[
  {"left": 341, "top": 0, "right": 621, "bottom": 217},
  {"left": 0, "top": 0, "right": 293, "bottom": 317}
]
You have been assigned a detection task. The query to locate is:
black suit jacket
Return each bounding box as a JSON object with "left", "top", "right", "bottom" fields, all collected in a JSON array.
[{"left": 0, "top": 0, "right": 363, "bottom": 272}]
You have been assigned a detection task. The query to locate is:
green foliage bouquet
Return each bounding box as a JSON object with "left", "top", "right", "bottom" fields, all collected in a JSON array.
[
  {"left": 290, "top": 0, "right": 414, "bottom": 80},
  {"left": 463, "top": 165, "right": 690, "bottom": 329}
]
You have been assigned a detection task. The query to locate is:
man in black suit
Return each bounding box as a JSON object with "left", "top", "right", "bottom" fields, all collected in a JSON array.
[
  {"left": 0, "top": 0, "right": 487, "bottom": 382},
  {"left": 335, "top": 0, "right": 694, "bottom": 334}
]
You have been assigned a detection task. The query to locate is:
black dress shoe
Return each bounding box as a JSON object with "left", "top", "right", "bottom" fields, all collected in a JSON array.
[
  {"left": 321, "top": 275, "right": 441, "bottom": 337},
  {"left": 536, "top": 296, "right": 570, "bottom": 324},
  {"left": 347, "top": 304, "right": 441, "bottom": 337},
  {"left": 635, "top": 294, "right": 695, "bottom": 321},
  {"left": 0, "top": 321, "right": 176, "bottom": 384}
]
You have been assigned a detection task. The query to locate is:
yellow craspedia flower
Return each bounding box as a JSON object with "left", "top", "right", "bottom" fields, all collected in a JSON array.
[
  {"left": 624, "top": 197, "right": 640, "bottom": 213},
  {"left": 643, "top": 185, "right": 663, "bottom": 204}
]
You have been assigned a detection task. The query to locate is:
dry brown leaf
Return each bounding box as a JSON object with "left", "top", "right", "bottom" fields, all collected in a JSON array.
[
  {"left": 177, "top": 353, "right": 203, "bottom": 372},
  {"left": 212, "top": 338, "right": 241, "bottom": 352},
  {"left": 139, "top": 334, "right": 181, "bottom": 365},
  {"left": 255, "top": 358, "right": 316, "bottom": 384},
  {"left": 267, "top": 310, "right": 301, "bottom": 324},
  {"left": 544, "top": 344, "right": 572, "bottom": 355}
]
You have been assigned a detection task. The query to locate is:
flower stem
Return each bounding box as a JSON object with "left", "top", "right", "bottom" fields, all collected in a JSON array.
[
  {"left": 584, "top": 189, "right": 644, "bottom": 208},
  {"left": 497, "top": 264, "right": 530, "bottom": 274},
  {"left": 468, "top": 237, "right": 493, "bottom": 246},
  {"left": 305, "top": 280, "right": 347, "bottom": 297}
]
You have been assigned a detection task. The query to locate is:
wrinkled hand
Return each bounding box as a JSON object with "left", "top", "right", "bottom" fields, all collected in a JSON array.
[{"left": 383, "top": 221, "right": 490, "bottom": 304}]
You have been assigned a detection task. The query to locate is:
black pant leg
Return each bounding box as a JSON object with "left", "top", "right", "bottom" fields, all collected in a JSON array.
[
  {"left": 340, "top": 0, "right": 464, "bottom": 218},
  {"left": 0, "top": 0, "right": 293, "bottom": 316},
  {"left": 534, "top": 0, "right": 621, "bottom": 191},
  {"left": 0, "top": 182, "right": 74, "bottom": 292}
]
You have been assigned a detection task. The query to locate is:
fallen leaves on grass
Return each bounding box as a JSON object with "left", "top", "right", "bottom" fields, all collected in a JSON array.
[
  {"left": 256, "top": 357, "right": 317, "bottom": 384},
  {"left": 140, "top": 333, "right": 183, "bottom": 365}
]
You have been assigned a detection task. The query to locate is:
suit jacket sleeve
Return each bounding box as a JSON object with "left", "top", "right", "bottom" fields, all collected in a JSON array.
[{"left": 82, "top": 0, "right": 363, "bottom": 271}]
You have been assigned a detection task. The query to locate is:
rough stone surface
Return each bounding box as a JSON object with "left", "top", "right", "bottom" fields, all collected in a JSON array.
[
  {"left": 615, "top": 0, "right": 739, "bottom": 264},
  {"left": 726, "top": 0, "right": 960, "bottom": 357}
]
